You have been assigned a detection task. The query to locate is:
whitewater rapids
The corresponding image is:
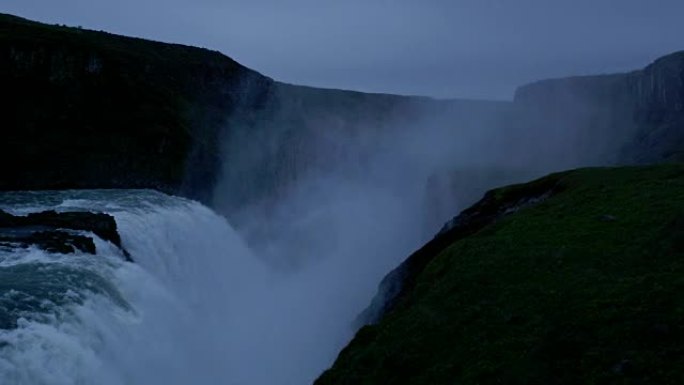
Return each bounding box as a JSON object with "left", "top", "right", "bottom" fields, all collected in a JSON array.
[{"left": 0, "top": 189, "right": 390, "bottom": 385}]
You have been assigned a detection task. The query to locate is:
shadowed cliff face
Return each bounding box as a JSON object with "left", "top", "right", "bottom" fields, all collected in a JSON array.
[
  {"left": 627, "top": 52, "right": 684, "bottom": 162},
  {"left": 2, "top": 13, "right": 501, "bottom": 206},
  {"left": 514, "top": 73, "right": 637, "bottom": 167},
  {"left": 514, "top": 51, "right": 684, "bottom": 166},
  {"left": 213, "top": 81, "right": 515, "bottom": 242},
  {"left": 0, "top": 13, "right": 269, "bottom": 202},
  {"left": 1, "top": 12, "right": 682, "bottom": 209}
]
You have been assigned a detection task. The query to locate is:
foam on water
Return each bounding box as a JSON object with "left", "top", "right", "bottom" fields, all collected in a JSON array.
[
  {"left": 0, "top": 188, "right": 411, "bottom": 385},
  {"left": 0, "top": 190, "right": 270, "bottom": 385}
]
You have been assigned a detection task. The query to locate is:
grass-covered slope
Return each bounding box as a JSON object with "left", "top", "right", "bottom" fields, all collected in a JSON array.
[{"left": 317, "top": 164, "right": 684, "bottom": 385}]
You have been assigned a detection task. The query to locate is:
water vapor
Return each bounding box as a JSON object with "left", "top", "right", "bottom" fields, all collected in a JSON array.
[{"left": 209, "top": 77, "right": 637, "bottom": 383}]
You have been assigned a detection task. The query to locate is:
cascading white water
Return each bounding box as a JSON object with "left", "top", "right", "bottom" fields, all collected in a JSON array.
[
  {"left": 0, "top": 190, "right": 269, "bottom": 385},
  {"left": 0, "top": 188, "right": 418, "bottom": 385},
  {"left": 0, "top": 99, "right": 562, "bottom": 385}
]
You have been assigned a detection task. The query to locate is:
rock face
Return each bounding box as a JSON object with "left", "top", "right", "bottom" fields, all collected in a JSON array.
[
  {"left": 0, "top": 209, "right": 130, "bottom": 260},
  {"left": 626, "top": 52, "right": 684, "bottom": 162},
  {"left": 0, "top": 13, "right": 511, "bottom": 207},
  {"left": 0, "top": 13, "right": 268, "bottom": 202},
  {"left": 514, "top": 51, "right": 684, "bottom": 164},
  {"left": 421, "top": 52, "right": 684, "bottom": 239},
  {"left": 213, "top": 81, "right": 513, "bottom": 221},
  {"left": 1, "top": 12, "right": 682, "bottom": 210}
]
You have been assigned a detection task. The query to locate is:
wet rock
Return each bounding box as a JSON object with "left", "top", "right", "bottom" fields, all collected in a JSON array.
[
  {"left": 0, "top": 209, "right": 131, "bottom": 261},
  {"left": 0, "top": 230, "right": 96, "bottom": 254},
  {"left": 21, "top": 211, "right": 123, "bottom": 249}
]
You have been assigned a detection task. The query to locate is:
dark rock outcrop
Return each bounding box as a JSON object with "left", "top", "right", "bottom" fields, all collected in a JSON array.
[
  {"left": 0, "top": 209, "right": 130, "bottom": 260},
  {"left": 0, "top": 230, "right": 96, "bottom": 254}
]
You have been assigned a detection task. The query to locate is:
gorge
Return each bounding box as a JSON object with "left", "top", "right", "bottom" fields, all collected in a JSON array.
[{"left": 0, "top": 12, "right": 683, "bottom": 385}]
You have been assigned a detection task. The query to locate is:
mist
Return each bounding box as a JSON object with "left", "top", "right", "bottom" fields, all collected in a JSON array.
[{"left": 206, "top": 72, "right": 637, "bottom": 383}]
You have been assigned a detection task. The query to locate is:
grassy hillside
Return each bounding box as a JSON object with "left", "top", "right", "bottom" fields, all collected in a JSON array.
[{"left": 317, "top": 164, "right": 684, "bottom": 385}]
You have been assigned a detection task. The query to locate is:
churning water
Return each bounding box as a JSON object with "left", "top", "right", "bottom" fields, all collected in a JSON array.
[
  {"left": 0, "top": 188, "right": 417, "bottom": 385},
  {"left": 0, "top": 190, "right": 266, "bottom": 384}
]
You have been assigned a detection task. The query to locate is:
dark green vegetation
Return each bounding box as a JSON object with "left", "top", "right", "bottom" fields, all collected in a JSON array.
[{"left": 317, "top": 164, "right": 684, "bottom": 385}]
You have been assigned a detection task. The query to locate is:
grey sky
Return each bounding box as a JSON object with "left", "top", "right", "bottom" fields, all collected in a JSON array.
[{"left": 3, "top": 0, "right": 684, "bottom": 99}]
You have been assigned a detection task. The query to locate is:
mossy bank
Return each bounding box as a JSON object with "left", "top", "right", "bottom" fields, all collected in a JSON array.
[{"left": 317, "top": 164, "right": 684, "bottom": 385}]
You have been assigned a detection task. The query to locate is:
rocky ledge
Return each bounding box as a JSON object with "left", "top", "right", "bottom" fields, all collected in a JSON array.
[{"left": 0, "top": 210, "right": 132, "bottom": 261}]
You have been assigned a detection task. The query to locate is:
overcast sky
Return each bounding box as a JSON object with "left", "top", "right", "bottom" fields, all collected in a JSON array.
[{"left": 3, "top": 0, "right": 683, "bottom": 99}]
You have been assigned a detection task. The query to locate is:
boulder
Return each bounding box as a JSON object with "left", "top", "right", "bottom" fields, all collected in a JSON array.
[{"left": 0, "top": 209, "right": 131, "bottom": 261}]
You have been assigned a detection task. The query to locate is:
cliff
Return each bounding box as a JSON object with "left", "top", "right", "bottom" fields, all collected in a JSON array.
[
  {"left": 214, "top": 80, "right": 512, "bottom": 221},
  {"left": 420, "top": 52, "right": 684, "bottom": 235},
  {"left": 0, "top": 13, "right": 272, "bottom": 202},
  {"left": 0, "top": 13, "right": 509, "bottom": 206},
  {"left": 317, "top": 164, "right": 684, "bottom": 384},
  {"left": 2, "top": 12, "right": 682, "bottom": 210},
  {"left": 514, "top": 51, "right": 684, "bottom": 164}
]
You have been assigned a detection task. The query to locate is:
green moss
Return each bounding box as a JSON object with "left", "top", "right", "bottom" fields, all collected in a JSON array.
[{"left": 317, "top": 164, "right": 684, "bottom": 385}]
